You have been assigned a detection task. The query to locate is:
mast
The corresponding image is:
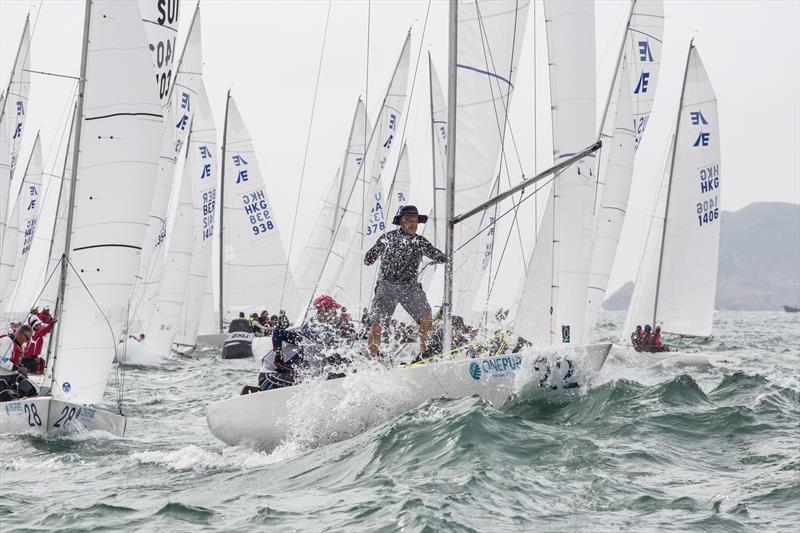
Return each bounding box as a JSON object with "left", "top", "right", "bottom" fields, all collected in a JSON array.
[
  {"left": 49, "top": 0, "right": 92, "bottom": 389},
  {"left": 442, "top": 0, "right": 458, "bottom": 354},
  {"left": 218, "top": 89, "right": 231, "bottom": 334},
  {"left": 652, "top": 40, "right": 693, "bottom": 327},
  {"left": 427, "top": 52, "right": 439, "bottom": 248}
]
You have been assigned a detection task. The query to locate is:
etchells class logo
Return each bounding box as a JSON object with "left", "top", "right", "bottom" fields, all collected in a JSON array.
[
  {"left": 469, "top": 362, "right": 482, "bottom": 380},
  {"left": 62, "top": 382, "right": 71, "bottom": 393}
]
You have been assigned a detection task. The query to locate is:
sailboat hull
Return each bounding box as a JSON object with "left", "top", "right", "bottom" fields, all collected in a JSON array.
[
  {"left": 0, "top": 397, "right": 126, "bottom": 437},
  {"left": 207, "top": 343, "right": 611, "bottom": 451}
]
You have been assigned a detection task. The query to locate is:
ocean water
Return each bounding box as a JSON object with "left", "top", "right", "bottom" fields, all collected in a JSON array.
[{"left": 1, "top": 311, "right": 798, "bottom": 532}]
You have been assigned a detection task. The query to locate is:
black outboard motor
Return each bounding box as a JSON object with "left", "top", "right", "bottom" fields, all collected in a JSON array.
[{"left": 222, "top": 317, "right": 254, "bottom": 359}]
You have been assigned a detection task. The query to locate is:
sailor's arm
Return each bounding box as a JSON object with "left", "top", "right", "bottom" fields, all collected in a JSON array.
[
  {"left": 420, "top": 236, "right": 447, "bottom": 264},
  {"left": 364, "top": 234, "right": 387, "bottom": 265}
]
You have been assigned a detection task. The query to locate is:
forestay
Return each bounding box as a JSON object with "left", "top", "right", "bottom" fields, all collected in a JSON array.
[
  {"left": 0, "top": 16, "right": 31, "bottom": 261},
  {"left": 515, "top": 0, "right": 595, "bottom": 345},
  {"left": 221, "top": 95, "right": 299, "bottom": 321},
  {"left": 53, "top": 0, "right": 163, "bottom": 405},
  {"left": 583, "top": 0, "right": 664, "bottom": 342},
  {"left": 174, "top": 80, "right": 217, "bottom": 348},
  {"left": 624, "top": 45, "right": 721, "bottom": 337},
  {"left": 0, "top": 134, "right": 42, "bottom": 311},
  {"left": 450, "top": 0, "right": 530, "bottom": 318}
]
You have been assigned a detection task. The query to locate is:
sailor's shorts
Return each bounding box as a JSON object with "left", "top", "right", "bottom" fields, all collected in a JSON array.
[{"left": 369, "top": 280, "right": 431, "bottom": 325}]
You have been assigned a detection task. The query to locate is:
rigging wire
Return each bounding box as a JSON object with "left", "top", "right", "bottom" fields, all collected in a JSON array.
[
  {"left": 358, "top": 0, "right": 372, "bottom": 313},
  {"left": 279, "top": 0, "right": 334, "bottom": 312}
]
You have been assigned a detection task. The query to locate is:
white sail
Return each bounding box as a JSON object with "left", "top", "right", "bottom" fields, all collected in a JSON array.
[
  {"left": 130, "top": 5, "right": 200, "bottom": 328},
  {"left": 315, "top": 100, "right": 370, "bottom": 308},
  {"left": 293, "top": 169, "right": 340, "bottom": 312},
  {"left": 174, "top": 81, "right": 217, "bottom": 348},
  {"left": 0, "top": 134, "right": 42, "bottom": 310},
  {"left": 139, "top": 0, "right": 181, "bottom": 106},
  {"left": 515, "top": 0, "right": 595, "bottom": 345},
  {"left": 583, "top": 1, "right": 664, "bottom": 341},
  {"left": 423, "top": 56, "right": 447, "bottom": 250},
  {"left": 336, "top": 32, "right": 411, "bottom": 313},
  {"left": 40, "top": 110, "right": 79, "bottom": 311},
  {"left": 197, "top": 273, "right": 216, "bottom": 335},
  {"left": 450, "top": 0, "right": 530, "bottom": 318},
  {"left": 53, "top": 0, "right": 163, "bottom": 404},
  {"left": 221, "top": 95, "right": 298, "bottom": 321},
  {"left": 0, "top": 15, "right": 31, "bottom": 259},
  {"left": 386, "top": 142, "right": 411, "bottom": 218},
  {"left": 624, "top": 45, "right": 721, "bottom": 337}
]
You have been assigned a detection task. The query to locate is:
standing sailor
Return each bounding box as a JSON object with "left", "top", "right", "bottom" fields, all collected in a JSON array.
[{"left": 363, "top": 205, "right": 447, "bottom": 359}]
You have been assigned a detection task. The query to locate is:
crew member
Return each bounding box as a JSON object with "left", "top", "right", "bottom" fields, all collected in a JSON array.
[
  {"left": 363, "top": 205, "right": 447, "bottom": 359},
  {"left": 222, "top": 312, "right": 254, "bottom": 359},
  {"left": 22, "top": 318, "right": 56, "bottom": 373},
  {"left": 631, "top": 325, "right": 643, "bottom": 349}
]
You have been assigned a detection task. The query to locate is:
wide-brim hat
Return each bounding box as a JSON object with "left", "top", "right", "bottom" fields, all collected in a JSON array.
[{"left": 392, "top": 205, "right": 428, "bottom": 225}]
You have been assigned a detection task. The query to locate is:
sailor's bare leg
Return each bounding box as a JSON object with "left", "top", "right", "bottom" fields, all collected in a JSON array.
[
  {"left": 368, "top": 322, "right": 382, "bottom": 358},
  {"left": 418, "top": 313, "right": 432, "bottom": 354}
]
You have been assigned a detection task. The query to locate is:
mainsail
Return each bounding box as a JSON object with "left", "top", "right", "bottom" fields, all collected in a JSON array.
[
  {"left": 515, "top": 0, "right": 595, "bottom": 345},
  {"left": 220, "top": 94, "right": 299, "bottom": 322},
  {"left": 450, "top": 0, "right": 530, "bottom": 318},
  {"left": 386, "top": 142, "right": 411, "bottom": 219},
  {"left": 583, "top": 0, "right": 664, "bottom": 342},
  {"left": 138, "top": 0, "right": 181, "bottom": 107},
  {"left": 0, "top": 15, "right": 31, "bottom": 261},
  {"left": 52, "top": 0, "right": 163, "bottom": 404},
  {"left": 624, "top": 44, "right": 721, "bottom": 337},
  {"left": 423, "top": 54, "right": 447, "bottom": 251},
  {"left": 0, "top": 134, "right": 42, "bottom": 311}
]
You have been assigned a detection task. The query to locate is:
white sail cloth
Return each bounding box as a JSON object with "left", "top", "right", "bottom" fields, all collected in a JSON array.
[
  {"left": 0, "top": 16, "right": 31, "bottom": 260},
  {"left": 515, "top": 0, "right": 595, "bottom": 345},
  {"left": 53, "top": 0, "right": 163, "bottom": 405},
  {"left": 174, "top": 81, "right": 218, "bottom": 348},
  {"left": 583, "top": 0, "right": 664, "bottom": 342},
  {"left": 138, "top": 0, "right": 181, "bottom": 106},
  {"left": 0, "top": 134, "right": 42, "bottom": 311},
  {"left": 450, "top": 0, "right": 530, "bottom": 318},
  {"left": 386, "top": 142, "right": 411, "bottom": 220},
  {"left": 624, "top": 46, "right": 721, "bottom": 337},
  {"left": 221, "top": 95, "right": 299, "bottom": 321}
]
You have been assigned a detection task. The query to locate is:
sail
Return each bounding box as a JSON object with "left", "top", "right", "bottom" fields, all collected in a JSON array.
[
  {"left": 423, "top": 56, "right": 447, "bottom": 250},
  {"left": 0, "top": 16, "right": 31, "bottom": 260},
  {"left": 515, "top": 0, "right": 595, "bottom": 345},
  {"left": 625, "top": 46, "right": 721, "bottom": 337},
  {"left": 336, "top": 32, "right": 410, "bottom": 313},
  {"left": 583, "top": 0, "right": 664, "bottom": 341},
  {"left": 174, "top": 80, "right": 217, "bottom": 348},
  {"left": 0, "top": 134, "right": 42, "bottom": 311},
  {"left": 53, "top": 0, "right": 163, "bottom": 404},
  {"left": 139, "top": 0, "right": 181, "bottom": 106},
  {"left": 221, "top": 95, "right": 298, "bottom": 321},
  {"left": 292, "top": 169, "right": 340, "bottom": 312},
  {"left": 130, "top": 5, "right": 200, "bottom": 328},
  {"left": 450, "top": 0, "right": 531, "bottom": 318},
  {"left": 315, "top": 100, "right": 370, "bottom": 308},
  {"left": 386, "top": 142, "right": 411, "bottom": 218},
  {"left": 40, "top": 109, "right": 79, "bottom": 310}
]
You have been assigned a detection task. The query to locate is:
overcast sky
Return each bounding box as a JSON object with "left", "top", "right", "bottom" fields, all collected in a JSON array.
[{"left": 1, "top": 0, "right": 799, "bottom": 308}]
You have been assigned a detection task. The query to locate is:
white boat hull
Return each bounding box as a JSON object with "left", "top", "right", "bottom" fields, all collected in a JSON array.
[
  {"left": 614, "top": 344, "right": 711, "bottom": 366},
  {"left": 0, "top": 397, "right": 126, "bottom": 437},
  {"left": 207, "top": 344, "right": 611, "bottom": 451}
]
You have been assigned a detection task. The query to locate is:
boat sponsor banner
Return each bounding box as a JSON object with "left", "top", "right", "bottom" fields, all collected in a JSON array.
[
  {"left": 468, "top": 355, "right": 523, "bottom": 381},
  {"left": 225, "top": 331, "right": 254, "bottom": 344}
]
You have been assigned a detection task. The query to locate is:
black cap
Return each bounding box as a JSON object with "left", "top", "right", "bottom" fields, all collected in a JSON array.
[{"left": 392, "top": 205, "right": 428, "bottom": 225}]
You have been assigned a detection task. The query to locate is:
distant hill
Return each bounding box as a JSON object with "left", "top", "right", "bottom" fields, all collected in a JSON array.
[{"left": 604, "top": 202, "right": 800, "bottom": 311}]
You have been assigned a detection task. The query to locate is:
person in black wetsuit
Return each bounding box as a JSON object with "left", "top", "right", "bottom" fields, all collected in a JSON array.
[
  {"left": 223, "top": 312, "right": 254, "bottom": 359},
  {"left": 363, "top": 205, "right": 447, "bottom": 359}
]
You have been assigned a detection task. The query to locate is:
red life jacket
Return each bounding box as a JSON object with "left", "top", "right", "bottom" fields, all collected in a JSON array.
[{"left": 25, "top": 323, "right": 53, "bottom": 357}]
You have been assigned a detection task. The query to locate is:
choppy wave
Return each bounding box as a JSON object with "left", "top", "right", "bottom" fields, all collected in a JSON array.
[{"left": 1, "top": 311, "right": 798, "bottom": 531}]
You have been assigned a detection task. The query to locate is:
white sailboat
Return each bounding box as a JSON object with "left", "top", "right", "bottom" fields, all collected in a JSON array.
[
  {"left": 623, "top": 42, "right": 721, "bottom": 346},
  {"left": 0, "top": 15, "right": 31, "bottom": 267},
  {"left": 218, "top": 92, "right": 299, "bottom": 328},
  {"left": 1, "top": 0, "right": 163, "bottom": 436},
  {"left": 583, "top": 0, "right": 664, "bottom": 342},
  {"left": 207, "top": 0, "right": 610, "bottom": 452}
]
